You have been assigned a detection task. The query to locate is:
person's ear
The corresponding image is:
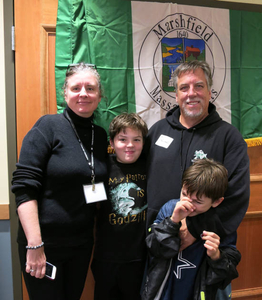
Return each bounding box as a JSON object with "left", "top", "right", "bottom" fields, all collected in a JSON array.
[
  {"left": 64, "top": 90, "right": 68, "bottom": 102},
  {"left": 175, "top": 92, "right": 178, "bottom": 103},
  {"left": 211, "top": 197, "right": 224, "bottom": 208},
  {"left": 109, "top": 138, "right": 114, "bottom": 149}
]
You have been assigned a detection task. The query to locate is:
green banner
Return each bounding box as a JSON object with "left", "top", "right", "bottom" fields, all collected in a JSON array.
[
  {"left": 55, "top": 0, "right": 262, "bottom": 145},
  {"left": 230, "top": 10, "right": 262, "bottom": 143},
  {"left": 55, "top": 0, "right": 135, "bottom": 133}
]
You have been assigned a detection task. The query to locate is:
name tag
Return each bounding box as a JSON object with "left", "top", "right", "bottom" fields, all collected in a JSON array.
[
  {"left": 83, "top": 182, "right": 107, "bottom": 204},
  {"left": 155, "top": 134, "right": 174, "bottom": 149}
]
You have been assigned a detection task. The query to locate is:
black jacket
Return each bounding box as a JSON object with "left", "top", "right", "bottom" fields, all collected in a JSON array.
[{"left": 142, "top": 213, "right": 241, "bottom": 300}]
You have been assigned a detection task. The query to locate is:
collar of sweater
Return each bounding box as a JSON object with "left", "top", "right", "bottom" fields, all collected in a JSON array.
[{"left": 64, "top": 105, "right": 94, "bottom": 128}]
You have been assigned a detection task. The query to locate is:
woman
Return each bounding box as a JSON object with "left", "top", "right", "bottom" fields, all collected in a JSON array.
[{"left": 12, "top": 63, "right": 108, "bottom": 300}]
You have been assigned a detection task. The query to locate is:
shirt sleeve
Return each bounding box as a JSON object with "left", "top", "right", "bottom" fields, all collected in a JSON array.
[
  {"left": 146, "top": 200, "right": 181, "bottom": 258},
  {"left": 11, "top": 120, "right": 52, "bottom": 207}
]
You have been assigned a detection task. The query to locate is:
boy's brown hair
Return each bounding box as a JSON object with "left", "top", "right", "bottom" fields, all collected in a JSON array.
[
  {"left": 109, "top": 112, "right": 148, "bottom": 142},
  {"left": 182, "top": 158, "right": 228, "bottom": 202}
]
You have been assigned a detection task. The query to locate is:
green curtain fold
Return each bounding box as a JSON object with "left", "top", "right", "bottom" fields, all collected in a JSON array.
[{"left": 55, "top": 0, "right": 135, "bottom": 134}]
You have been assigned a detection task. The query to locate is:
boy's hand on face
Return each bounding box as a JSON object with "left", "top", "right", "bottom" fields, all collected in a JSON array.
[
  {"left": 201, "top": 230, "right": 221, "bottom": 260},
  {"left": 170, "top": 199, "right": 195, "bottom": 223}
]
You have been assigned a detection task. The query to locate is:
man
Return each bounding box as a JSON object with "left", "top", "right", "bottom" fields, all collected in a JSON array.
[
  {"left": 145, "top": 61, "right": 249, "bottom": 299},
  {"left": 145, "top": 60, "right": 250, "bottom": 246}
]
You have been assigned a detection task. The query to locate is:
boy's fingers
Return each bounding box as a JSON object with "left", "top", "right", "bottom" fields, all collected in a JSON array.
[{"left": 202, "top": 231, "right": 220, "bottom": 240}]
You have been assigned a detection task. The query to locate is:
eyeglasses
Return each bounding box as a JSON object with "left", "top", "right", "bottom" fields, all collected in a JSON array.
[{"left": 67, "top": 63, "right": 97, "bottom": 71}]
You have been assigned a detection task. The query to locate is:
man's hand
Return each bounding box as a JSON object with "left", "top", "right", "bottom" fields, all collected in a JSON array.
[{"left": 179, "top": 219, "right": 196, "bottom": 251}]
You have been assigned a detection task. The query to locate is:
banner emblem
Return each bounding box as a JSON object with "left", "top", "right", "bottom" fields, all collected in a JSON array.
[{"left": 138, "top": 13, "right": 226, "bottom": 111}]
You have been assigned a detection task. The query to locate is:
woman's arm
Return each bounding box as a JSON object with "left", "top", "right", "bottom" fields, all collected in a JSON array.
[{"left": 17, "top": 200, "right": 46, "bottom": 279}]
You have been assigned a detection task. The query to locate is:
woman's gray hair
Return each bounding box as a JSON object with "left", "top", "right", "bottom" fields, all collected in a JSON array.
[
  {"left": 63, "top": 62, "right": 103, "bottom": 97},
  {"left": 173, "top": 60, "right": 213, "bottom": 91}
]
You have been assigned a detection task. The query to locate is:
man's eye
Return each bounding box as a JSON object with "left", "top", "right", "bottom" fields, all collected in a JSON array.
[
  {"left": 180, "top": 86, "right": 187, "bottom": 91},
  {"left": 196, "top": 84, "right": 204, "bottom": 89}
]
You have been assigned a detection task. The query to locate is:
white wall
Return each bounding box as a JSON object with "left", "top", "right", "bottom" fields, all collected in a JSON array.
[
  {"left": 0, "top": 2, "right": 15, "bottom": 300},
  {"left": 0, "top": 0, "right": 10, "bottom": 206}
]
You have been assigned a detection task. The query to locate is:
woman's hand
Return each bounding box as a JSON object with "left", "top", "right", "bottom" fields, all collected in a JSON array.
[{"left": 26, "top": 247, "right": 46, "bottom": 278}]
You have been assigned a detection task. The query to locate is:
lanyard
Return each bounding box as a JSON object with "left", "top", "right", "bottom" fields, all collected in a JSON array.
[{"left": 65, "top": 111, "right": 96, "bottom": 191}]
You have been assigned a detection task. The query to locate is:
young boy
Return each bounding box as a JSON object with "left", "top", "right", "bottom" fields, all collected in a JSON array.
[
  {"left": 142, "top": 159, "right": 241, "bottom": 300},
  {"left": 92, "top": 112, "right": 148, "bottom": 300}
]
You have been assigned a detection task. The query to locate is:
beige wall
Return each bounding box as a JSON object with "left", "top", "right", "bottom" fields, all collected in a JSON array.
[{"left": 0, "top": 0, "right": 10, "bottom": 206}]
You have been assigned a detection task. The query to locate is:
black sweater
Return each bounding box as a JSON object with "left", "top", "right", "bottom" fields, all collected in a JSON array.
[
  {"left": 12, "top": 106, "right": 108, "bottom": 247},
  {"left": 145, "top": 103, "right": 250, "bottom": 238}
]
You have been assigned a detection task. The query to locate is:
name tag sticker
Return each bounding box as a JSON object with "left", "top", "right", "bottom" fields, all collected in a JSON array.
[
  {"left": 83, "top": 182, "right": 107, "bottom": 204},
  {"left": 155, "top": 134, "right": 174, "bottom": 149}
]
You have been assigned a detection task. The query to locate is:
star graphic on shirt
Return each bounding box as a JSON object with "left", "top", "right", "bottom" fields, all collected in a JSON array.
[{"left": 173, "top": 251, "right": 196, "bottom": 279}]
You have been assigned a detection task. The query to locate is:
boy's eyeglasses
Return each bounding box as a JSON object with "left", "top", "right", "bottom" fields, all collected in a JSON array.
[{"left": 67, "top": 63, "right": 97, "bottom": 71}]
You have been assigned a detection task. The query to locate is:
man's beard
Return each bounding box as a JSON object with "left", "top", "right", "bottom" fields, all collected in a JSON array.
[{"left": 181, "top": 99, "right": 204, "bottom": 119}]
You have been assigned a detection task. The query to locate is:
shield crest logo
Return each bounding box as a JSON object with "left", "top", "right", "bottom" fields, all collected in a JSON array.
[{"left": 162, "top": 37, "right": 206, "bottom": 92}]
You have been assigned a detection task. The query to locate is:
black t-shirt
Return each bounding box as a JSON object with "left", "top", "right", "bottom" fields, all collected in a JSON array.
[{"left": 94, "top": 155, "right": 147, "bottom": 262}]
